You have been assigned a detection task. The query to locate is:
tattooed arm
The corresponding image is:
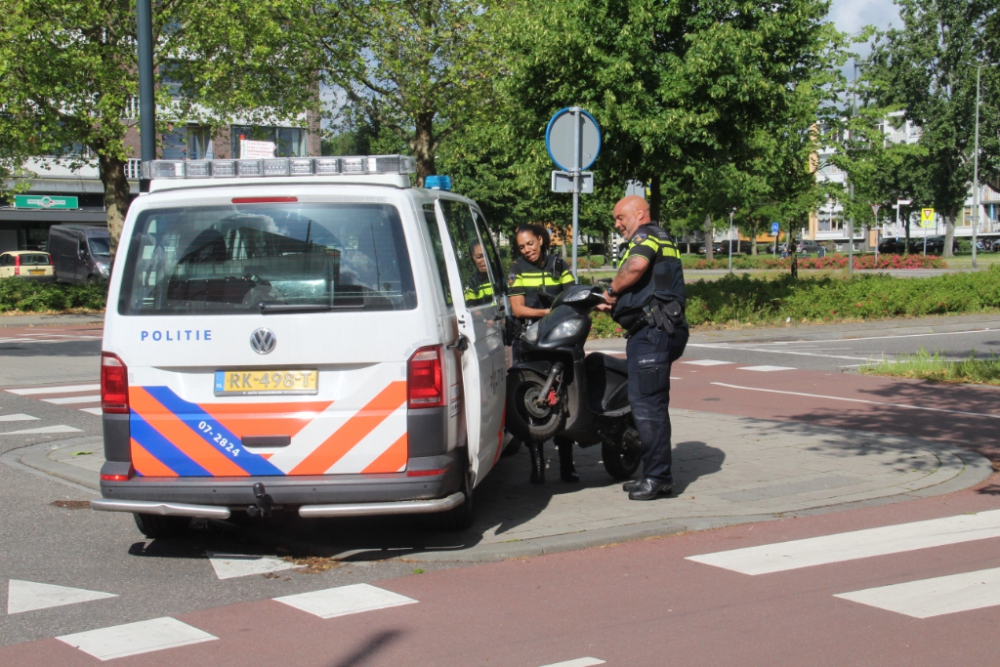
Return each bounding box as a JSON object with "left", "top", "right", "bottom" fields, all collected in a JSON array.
[{"left": 607, "top": 255, "right": 650, "bottom": 302}]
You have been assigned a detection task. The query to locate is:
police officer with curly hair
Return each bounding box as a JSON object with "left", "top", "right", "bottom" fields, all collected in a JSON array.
[
  {"left": 508, "top": 223, "right": 579, "bottom": 484},
  {"left": 602, "top": 196, "right": 688, "bottom": 500}
]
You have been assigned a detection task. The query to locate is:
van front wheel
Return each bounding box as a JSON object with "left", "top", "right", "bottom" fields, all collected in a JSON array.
[{"left": 133, "top": 513, "right": 191, "bottom": 539}]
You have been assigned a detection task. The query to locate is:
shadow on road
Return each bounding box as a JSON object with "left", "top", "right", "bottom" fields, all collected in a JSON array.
[{"left": 672, "top": 440, "right": 725, "bottom": 494}]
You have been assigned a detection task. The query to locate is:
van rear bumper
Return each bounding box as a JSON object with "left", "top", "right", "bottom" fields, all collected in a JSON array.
[{"left": 95, "top": 452, "right": 463, "bottom": 515}]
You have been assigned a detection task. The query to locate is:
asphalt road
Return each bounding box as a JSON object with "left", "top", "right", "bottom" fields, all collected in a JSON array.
[{"left": 4, "top": 313, "right": 1000, "bottom": 665}]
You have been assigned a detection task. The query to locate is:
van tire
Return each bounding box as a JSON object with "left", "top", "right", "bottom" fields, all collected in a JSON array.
[
  {"left": 506, "top": 369, "right": 565, "bottom": 444},
  {"left": 133, "top": 513, "right": 191, "bottom": 539},
  {"left": 430, "top": 455, "right": 474, "bottom": 532}
]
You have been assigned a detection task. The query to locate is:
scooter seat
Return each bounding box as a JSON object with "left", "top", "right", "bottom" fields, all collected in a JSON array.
[
  {"left": 587, "top": 352, "right": 628, "bottom": 375},
  {"left": 585, "top": 352, "right": 630, "bottom": 414}
]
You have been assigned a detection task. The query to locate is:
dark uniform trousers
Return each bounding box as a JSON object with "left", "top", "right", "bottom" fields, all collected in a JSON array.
[{"left": 626, "top": 323, "right": 689, "bottom": 483}]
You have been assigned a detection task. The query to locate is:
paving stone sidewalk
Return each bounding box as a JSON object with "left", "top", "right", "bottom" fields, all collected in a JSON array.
[{"left": 13, "top": 408, "right": 991, "bottom": 562}]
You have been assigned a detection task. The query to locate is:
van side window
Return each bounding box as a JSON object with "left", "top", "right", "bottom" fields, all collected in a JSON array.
[
  {"left": 470, "top": 208, "right": 504, "bottom": 298},
  {"left": 439, "top": 199, "right": 494, "bottom": 308},
  {"left": 422, "top": 204, "right": 453, "bottom": 307}
]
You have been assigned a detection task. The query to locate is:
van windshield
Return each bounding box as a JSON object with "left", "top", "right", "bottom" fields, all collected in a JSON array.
[
  {"left": 117, "top": 202, "right": 415, "bottom": 315},
  {"left": 88, "top": 237, "right": 111, "bottom": 257}
]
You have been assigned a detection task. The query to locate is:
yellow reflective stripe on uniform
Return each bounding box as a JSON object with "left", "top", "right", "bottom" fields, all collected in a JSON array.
[
  {"left": 558, "top": 270, "right": 575, "bottom": 284},
  {"left": 624, "top": 236, "right": 680, "bottom": 261}
]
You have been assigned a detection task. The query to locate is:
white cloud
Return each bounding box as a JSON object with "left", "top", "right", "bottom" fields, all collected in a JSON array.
[{"left": 830, "top": 0, "right": 900, "bottom": 36}]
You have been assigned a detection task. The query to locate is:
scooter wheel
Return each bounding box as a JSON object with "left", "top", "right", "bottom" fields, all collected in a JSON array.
[
  {"left": 506, "top": 369, "right": 565, "bottom": 443},
  {"left": 602, "top": 426, "right": 642, "bottom": 480}
]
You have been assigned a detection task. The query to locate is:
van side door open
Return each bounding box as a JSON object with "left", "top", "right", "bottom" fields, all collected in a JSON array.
[{"left": 434, "top": 198, "right": 506, "bottom": 485}]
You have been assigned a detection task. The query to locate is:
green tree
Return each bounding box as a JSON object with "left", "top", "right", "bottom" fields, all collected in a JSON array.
[
  {"left": 0, "top": 0, "right": 317, "bottom": 251},
  {"left": 313, "top": 0, "right": 500, "bottom": 185},
  {"left": 864, "top": 0, "right": 1000, "bottom": 257}
]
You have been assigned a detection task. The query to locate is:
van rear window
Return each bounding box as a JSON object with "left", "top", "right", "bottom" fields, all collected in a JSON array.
[{"left": 118, "top": 202, "right": 416, "bottom": 315}]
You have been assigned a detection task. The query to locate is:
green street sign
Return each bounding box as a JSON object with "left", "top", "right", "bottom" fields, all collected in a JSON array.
[{"left": 13, "top": 195, "right": 79, "bottom": 210}]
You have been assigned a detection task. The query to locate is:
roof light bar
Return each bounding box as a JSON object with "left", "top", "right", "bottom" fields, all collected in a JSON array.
[{"left": 143, "top": 155, "right": 416, "bottom": 180}]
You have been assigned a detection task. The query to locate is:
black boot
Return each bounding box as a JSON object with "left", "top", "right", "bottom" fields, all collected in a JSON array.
[
  {"left": 528, "top": 441, "right": 545, "bottom": 484},
  {"left": 557, "top": 438, "right": 579, "bottom": 483}
]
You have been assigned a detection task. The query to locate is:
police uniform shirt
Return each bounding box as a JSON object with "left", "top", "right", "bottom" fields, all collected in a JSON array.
[
  {"left": 612, "top": 223, "right": 685, "bottom": 328},
  {"left": 463, "top": 271, "right": 494, "bottom": 305},
  {"left": 507, "top": 254, "right": 575, "bottom": 314}
]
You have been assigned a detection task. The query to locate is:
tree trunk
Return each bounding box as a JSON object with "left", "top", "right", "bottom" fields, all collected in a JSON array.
[
  {"left": 789, "top": 222, "right": 798, "bottom": 280},
  {"left": 649, "top": 174, "right": 661, "bottom": 222},
  {"left": 751, "top": 232, "right": 758, "bottom": 256},
  {"left": 704, "top": 214, "right": 713, "bottom": 260},
  {"left": 943, "top": 213, "right": 955, "bottom": 257},
  {"left": 412, "top": 112, "right": 436, "bottom": 187},
  {"left": 98, "top": 153, "right": 130, "bottom": 257}
]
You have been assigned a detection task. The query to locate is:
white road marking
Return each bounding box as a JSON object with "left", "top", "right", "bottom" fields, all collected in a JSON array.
[
  {"left": 79, "top": 407, "right": 104, "bottom": 416},
  {"left": 738, "top": 365, "right": 795, "bottom": 372},
  {"left": 670, "top": 377, "right": 682, "bottom": 380},
  {"left": 687, "top": 509, "right": 1000, "bottom": 575},
  {"left": 1, "top": 425, "right": 83, "bottom": 435},
  {"left": 7, "top": 580, "right": 117, "bottom": 614},
  {"left": 274, "top": 583, "right": 417, "bottom": 619},
  {"left": 682, "top": 359, "right": 732, "bottom": 366},
  {"left": 0, "top": 413, "right": 39, "bottom": 422},
  {"left": 835, "top": 567, "right": 1000, "bottom": 618},
  {"left": 711, "top": 382, "right": 1000, "bottom": 420},
  {"left": 7, "top": 383, "right": 100, "bottom": 396},
  {"left": 58, "top": 617, "right": 216, "bottom": 661},
  {"left": 688, "top": 343, "right": 869, "bottom": 362},
  {"left": 540, "top": 659, "right": 606, "bottom": 667},
  {"left": 43, "top": 394, "right": 101, "bottom": 405},
  {"left": 780, "top": 327, "right": 993, "bottom": 344},
  {"left": 206, "top": 551, "right": 298, "bottom": 580}
]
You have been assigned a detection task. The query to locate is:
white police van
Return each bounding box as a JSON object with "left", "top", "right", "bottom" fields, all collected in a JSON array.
[{"left": 91, "top": 155, "right": 508, "bottom": 536}]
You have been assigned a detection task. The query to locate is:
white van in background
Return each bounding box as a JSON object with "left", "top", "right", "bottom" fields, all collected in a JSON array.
[{"left": 91, "top": 155, "right": 508, "bottom": 537}]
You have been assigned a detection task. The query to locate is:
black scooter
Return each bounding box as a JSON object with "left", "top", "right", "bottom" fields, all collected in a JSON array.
[{"left": 506, "top": 284, "right": 641, "bottom": 480}]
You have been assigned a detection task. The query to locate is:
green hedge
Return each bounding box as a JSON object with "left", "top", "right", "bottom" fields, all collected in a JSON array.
[
  {"left": 0, "top": 278, "right": 107, "bottom": 313},
  {"left": 589, "top": 266, "right": 1000, "bottom": 336}
]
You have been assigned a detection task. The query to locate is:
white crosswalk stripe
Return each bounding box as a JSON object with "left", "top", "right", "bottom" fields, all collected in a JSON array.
[
  {"left": 0, "top": 425, "right": 82, "bottom": 435},
  {"left": 0, "top": 413, "right": 39, "bottom": 422},
  {"left": 690, "top": 509, "right": 1000, "bottom": 619},
  {"left": 57, "top": 618, "right": 216, "bottom": 661},
  {"left": 274, "top": 583, "right": 417, "bottom": 619},
  {"left": 43, "top": 394, "right": 101, "bottom": 405},
  {"left": 687, "top": 509, "right": 1000, "bottom": 575},
  {"left": 6, "top": 383, "right": 100, "bottom": 396},
  {"left": 737, "top": 365, "right": 795, "bottom": 372},
  {"left": 835, "top": 567, "right": 1000, "bottom": 618},
  {"left": 79, "top": 407, "right": 104, "bottom": 416},
  {"left": 681, "top": 359, "right": 732, "bottom": 366}
]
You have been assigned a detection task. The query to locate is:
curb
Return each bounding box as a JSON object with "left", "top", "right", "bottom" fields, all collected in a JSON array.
[{"left": 5, "top": 437, "right": 103, "bottom": 491}]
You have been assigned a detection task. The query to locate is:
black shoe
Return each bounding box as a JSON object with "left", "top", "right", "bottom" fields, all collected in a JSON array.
[
  {"left": 622, "top": 478, "right": 643, "bottom": 493},
  {"left": 627, "top": 478, "right": 673, "bottom": 501},
  {"left": 528, "top": 443, "right": 545, "bottom": 484},
  {"left": 560, "top": 468, "right": 580, "bottom": 483}
]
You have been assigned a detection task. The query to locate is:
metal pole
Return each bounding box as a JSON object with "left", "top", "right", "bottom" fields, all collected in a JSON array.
[
  {"left": 570, "top": 107, "right": 581, "bottom": 280},
  {"left": 973, "top": 64, "right": 982, "bottom": 269},
  {"left": 848, "top": 181, "right": 854, "bottom": 277},
  {"left": 728, "top": 210, "right": 734, "bottom": 272},
  {"left": 874, "top": 211, "right": 879, "bottom": 265},
  {"left": 137, "top": 0, "right": 156, "bottom": 193}
]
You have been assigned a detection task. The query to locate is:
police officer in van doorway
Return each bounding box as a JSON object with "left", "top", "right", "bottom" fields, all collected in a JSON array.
[
  {"left": 508, "top": 223, "right": 579, "bottom": 485},
  {"left": 601, "top": 196, "right": 688, "bottom": 500},
  {"left": 463, "top": 242, "right": 494, "bottom": 305}
]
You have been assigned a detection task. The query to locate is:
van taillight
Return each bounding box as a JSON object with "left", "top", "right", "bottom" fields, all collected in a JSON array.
[
  {"left": 13, "top": 255, "right": 19, "bottom": 276},
  {"left": 408, "top": 345, "right": 443, "bottom": 408},
  {"left": 101, "top": 353, "right": 129, "bottom": 414}
]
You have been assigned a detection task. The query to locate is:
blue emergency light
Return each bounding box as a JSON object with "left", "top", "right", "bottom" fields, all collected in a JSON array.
[{"left": 425, "top": 175, "right": 451, "bottom": 191}]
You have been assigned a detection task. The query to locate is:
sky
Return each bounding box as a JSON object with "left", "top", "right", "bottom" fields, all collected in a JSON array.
[{"left": 830, "top": 0, "right": 900, "bottom": 41}]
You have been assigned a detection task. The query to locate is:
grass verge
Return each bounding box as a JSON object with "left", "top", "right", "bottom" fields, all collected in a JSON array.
[
  {"left": 589, "top": 265, "right": 1000, "bottom": 338},
  {"left": 861, "top": 349, "right": 1000, "bottom": 386},
  {"left": 0, "top": 278, "right": 107, "bottom": 313}
]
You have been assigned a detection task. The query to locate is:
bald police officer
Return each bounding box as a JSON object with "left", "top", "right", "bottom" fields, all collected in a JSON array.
[{"left": 603, "top": 196, "right": 688, "bottom": 500}]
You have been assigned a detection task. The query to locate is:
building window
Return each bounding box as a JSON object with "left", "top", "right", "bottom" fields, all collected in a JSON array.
[
  {"left": 162, "top": 125, "right": 213, "bottom": 160},
  {"left": 231, "top": 125, "right": 307, "bottom": 157}
]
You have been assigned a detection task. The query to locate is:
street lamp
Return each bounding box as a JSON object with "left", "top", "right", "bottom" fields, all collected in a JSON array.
[{"left": 973, "top": 61, "right": 999, "bottom": 268}]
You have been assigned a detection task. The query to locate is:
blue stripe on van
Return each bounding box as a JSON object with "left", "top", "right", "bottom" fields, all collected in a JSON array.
[
  {"left": 130, "top": 411, "right": 212, "bottom": 477},
  {"left": 143, "top": 386, "right": 284, "bottom": 477}
]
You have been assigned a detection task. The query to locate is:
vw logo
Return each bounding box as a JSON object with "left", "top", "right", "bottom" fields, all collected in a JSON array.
[{"left": 249, "top": 328, "right": 276, "bottom": 355}]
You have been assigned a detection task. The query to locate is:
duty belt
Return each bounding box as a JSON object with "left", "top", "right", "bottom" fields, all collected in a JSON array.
[{"left": 624, "top": 301, "right": 684, "bottom": 339}]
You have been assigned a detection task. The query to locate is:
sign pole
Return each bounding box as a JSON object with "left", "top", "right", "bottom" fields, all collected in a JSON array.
[
  {"left": 137, "top": 0, "right": 156, "bottom": 193},
  {"left": 570, "top": 107, "right": 582, "bottom": 280},
  {"left": 728, "top": 209, "right": 734, "bottom": 273}
]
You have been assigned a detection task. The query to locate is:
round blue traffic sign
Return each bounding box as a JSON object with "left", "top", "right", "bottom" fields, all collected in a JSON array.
[
  {"left": 545, "top": 108, "right": 601, "bottom": 172},
  {"left": 771, "top": 222, "right": 781, "bottom": 235}
]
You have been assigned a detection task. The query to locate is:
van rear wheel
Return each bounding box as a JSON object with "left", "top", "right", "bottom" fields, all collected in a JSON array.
[
  {"left": 430, "top": 454, "right": 474, "bottom": 532},
  {"left": 133, "top": 513, "right": 191, "bottom": 539}
]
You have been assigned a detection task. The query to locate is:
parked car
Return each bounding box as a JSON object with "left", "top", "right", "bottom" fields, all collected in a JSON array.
[
  {"left": 0, "top": 251, "right": 55, "bottom": 281},
  {"left": 797, "top": 242, "right": 825, "bottom": 256},
  {"left": 47, "top": 224, "right": 111, "bottom": 284},
  {"left": 990, "top": 239, "right": 1000, "bottom": 252},
  {"left": 916, "top": 235, "right": 957, "bottom": 255},
  {"left": 697, "top": 243, "right": 723, "bottom": 255},
  {"left": 877, "top": 237, "right": 909, "bottom": 254}
]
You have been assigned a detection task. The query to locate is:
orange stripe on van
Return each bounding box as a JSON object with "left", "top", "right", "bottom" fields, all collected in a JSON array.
[
  {"left": 201, "top": 401, "right": 333, "bottom": 440},
  {"left": 290, "top": 382, "right": 407, "bottom": 475},
  {"left": 362, "top": 433, "right": 408, "bottom": 474},
  {"left": 130, "top": 387, "right": 248, "bottom": 477},
  {"left": 131, "top": 439, "right": 178, "bottom": 478}
]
